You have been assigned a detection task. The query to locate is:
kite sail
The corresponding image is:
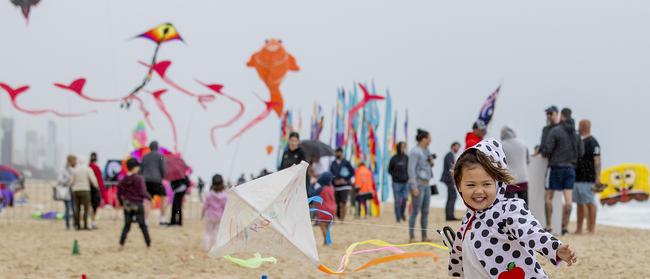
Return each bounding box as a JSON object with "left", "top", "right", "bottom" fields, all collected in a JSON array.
[
  {"left": 0, "top": 82, "right": 95, "bottom": 117},
  {"left": 247, "top": 39, "right": 299, "bottom": 116},
  {"left": 124, "top": 23, "right": 183, "bottom": 108},
  {"left": 210, "top": 162, "right": 320, "bottom": 265}
]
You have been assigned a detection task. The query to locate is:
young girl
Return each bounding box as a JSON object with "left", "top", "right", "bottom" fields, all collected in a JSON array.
[
  {"left": 117, "top": 158, "right": 151, "bottom": 249},
  {"left": 448, "top": 139, "right": 577, "bottom": 278},
  {"left": 202, "top": 174, "right": 228, "bottom": 251},
  {"left": 315, "top": 172, "right": 336, "bottom": 246}
]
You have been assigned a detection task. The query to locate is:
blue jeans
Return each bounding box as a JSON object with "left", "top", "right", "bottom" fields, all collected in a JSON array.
[
  {"left": 63, "top": 200, "right": 74, "bottom": 229},
  {"left": 392, "top": 182, "right": 409, "bottom": 222},
  {"left": 409, "top": 184, "right": 431, "bottom": 239}
]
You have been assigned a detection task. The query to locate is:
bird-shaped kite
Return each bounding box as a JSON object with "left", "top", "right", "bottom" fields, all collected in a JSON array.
[
  {"left": 54, "top": 78, "right": 154, "bottom": 128},
  {"left": 124, "top": 23, "right": 183, "bottom": 108},
  {"left": 227, "top": 95, "right": 278, "bottom": 144},
  {"left": 10, "top": 0, "right": 40, "bottom": 24},
  {"left": 139, "top": 60, "right": 216, "bottom": 109},
  {"left": 0, "top": 82, "right": 95, "bottom": 117},
  {"left": 148, "top": 89, "right": 178, "bottom": 153},
  {"left": 247, "top": 39, "right": 299, "bottom": 116},
  {"left": 196, "top": 81, "right": 246, "bottom": 149}
]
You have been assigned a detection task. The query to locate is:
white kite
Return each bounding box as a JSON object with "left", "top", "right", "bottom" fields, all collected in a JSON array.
[{"left": 209, "top": 162, "right": 319, "bottom": 264}]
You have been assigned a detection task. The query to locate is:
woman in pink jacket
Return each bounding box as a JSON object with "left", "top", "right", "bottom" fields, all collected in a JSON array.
[{"left": 202, "top": 174, "right": 228, "bottom": 251}]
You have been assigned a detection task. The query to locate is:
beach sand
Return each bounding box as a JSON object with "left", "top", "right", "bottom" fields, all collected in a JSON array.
[{"left": 1, "top": 181, "right": 649, "bottom": 278}]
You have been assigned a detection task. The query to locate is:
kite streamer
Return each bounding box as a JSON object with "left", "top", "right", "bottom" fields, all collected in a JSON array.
[
  {"left": 0, "top": 82, "right": 96, "bottom": 117},
  {"left": 139, "top": 61, "right": 216, "bottom": 109},
  {"left": 196, "top": 80, "right": 246, "bottom": 149},
  {"left": 223, "top": 253, "right": 277, "bottom": 269},
  {"left": 227, "top": 94, "right": 277, "bottom": 144},
  {"left": 148, "top": 89, "right": 178, "bottom": 152},
  {"left": 317, "top": 239, "right": 447, "bottom": 276}
]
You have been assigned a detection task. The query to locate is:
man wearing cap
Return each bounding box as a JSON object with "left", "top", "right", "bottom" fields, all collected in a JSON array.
[
  {"left": 537, "top": 106, "right": 560, "bottom": 155},
  {"left": 329, "top": 148, "right": 354, "bottom": 221},
  {"left": 464, "top": 121, "right": 486, "bottom": 150}
]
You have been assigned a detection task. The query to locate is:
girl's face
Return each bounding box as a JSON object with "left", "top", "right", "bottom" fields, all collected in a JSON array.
[{"left": 458, "top": 165, "right": 497, "bottom": 210}]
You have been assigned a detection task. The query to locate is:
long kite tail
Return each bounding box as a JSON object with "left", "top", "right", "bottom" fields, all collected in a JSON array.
[
  {"left": 139, "top": 60, "right": 215, "bottom": 109},
  {"left": 126, "top": 95, "right": 154, "bottom": 130},
  {"left": 269, "top": 87, "right": 284, "bottom": 117},
  {"left": 124, "top": 42, "right": 162, "bottom": 105},
  {"left": 0, "top": 82, "right": 96, "bottom": 117},
  {"left": 227, "top": 104, "right": 273, "bottom": 144},
  {"left": 54, "top": 78, "right": 123, "bottom": 103},
  {"left": 197, "top": 80, "right": 246, "bottom": 149},
  {"left": 149, "top": 89, "right": 178, "bottom": 152}
]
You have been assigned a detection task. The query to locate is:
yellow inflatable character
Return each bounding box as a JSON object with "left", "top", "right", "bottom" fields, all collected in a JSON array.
[{"left": 600, "top": 164, "right": 650, "bottom": 205}]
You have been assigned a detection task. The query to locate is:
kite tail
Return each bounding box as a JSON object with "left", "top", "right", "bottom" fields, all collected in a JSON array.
[{"left": 269, "top": 87, "right": 284, "bottom": 117}]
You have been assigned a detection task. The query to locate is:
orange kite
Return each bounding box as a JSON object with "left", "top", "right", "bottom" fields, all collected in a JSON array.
[{"left": 247, "top": 39, "right": 299, "bottom": 116}]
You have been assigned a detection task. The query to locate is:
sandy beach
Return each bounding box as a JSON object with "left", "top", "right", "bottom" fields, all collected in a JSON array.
[{"left": 0, "top": 181, "right": 648, "bottom": 279}]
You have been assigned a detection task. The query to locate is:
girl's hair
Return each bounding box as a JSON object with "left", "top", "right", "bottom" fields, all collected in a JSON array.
[
  {"left": 416, "top": 129, "right": 430, "bottom": 142},
  {"left": 396, "top": 141, "right": 406, "bottom": 155},
  {"left": 211, "top": 174, "right": 225, "bottom": 192},
  {"left": 66, "top": 155, "right": 77, "bottom": 168},
  {"left": 452, "top": 148, "right": 514, "bottom": 187}
]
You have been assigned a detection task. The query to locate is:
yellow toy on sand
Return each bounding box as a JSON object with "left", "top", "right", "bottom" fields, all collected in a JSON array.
[{"left": 599, "top": 163, "right": 650, "bottom": 206}]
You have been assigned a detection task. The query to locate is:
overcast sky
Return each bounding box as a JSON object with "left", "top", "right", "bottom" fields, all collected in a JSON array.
[{"left": 2, "top": 0, "right": 648, "bottom": 181}]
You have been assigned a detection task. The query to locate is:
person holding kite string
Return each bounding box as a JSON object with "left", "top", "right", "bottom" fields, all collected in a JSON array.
[{"left": 447, "top": 139, "right": 576, "bottom": 278}]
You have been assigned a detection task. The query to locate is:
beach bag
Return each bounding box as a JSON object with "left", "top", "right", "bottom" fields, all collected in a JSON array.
[
  {"left": 53, "top": 184, "right": 71, "bottom": 201},
  {"left": 430, "top": 184, "right": 439, "bottom": 195}
]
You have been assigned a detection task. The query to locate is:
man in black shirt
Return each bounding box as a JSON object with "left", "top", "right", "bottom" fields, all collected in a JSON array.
[
  {"left": 330, "top": 148, "right": 354, "bottom": 221},
  {"left": 279, "top": 132, "right": 306, "bottom": 170},
  {"left": 440, "top": 142, "right": 461, "bottom": 221},
  {"left": 574, "top": 119, "right": 601, "bottom": 234}
]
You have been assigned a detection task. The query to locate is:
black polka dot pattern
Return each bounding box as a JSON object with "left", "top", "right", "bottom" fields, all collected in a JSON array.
[{"left": 446, "top": 140, "right": 559, "bottom": 278}]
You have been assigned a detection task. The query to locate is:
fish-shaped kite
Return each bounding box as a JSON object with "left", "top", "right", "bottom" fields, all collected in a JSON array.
[
  {"left": 0, "top": 82, "right": 95, "bottom": 117},
  {"left": 247, "top": 39, "right": 299, "bottom": 116}
]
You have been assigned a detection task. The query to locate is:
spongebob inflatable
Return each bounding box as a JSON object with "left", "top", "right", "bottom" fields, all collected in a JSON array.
[{"left": 600, "top": 164, "right": 650, "bottom": 205}]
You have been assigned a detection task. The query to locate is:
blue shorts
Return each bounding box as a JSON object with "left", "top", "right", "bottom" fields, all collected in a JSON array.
[
  {"left": 573, "top": 182, "right": 595, "bottom": 204},
  {"left": 548, "top": 167, "right": 576, "bottom": 191}
]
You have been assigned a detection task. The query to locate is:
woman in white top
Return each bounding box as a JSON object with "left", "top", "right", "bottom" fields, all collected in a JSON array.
[{"left": 68, "top": 155, "right": 98, "bottom": 230}]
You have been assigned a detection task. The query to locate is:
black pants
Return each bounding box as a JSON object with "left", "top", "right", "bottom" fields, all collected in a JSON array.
[
  {"left": 505, "top": 191, "right": 529, "bottom": 204},
  {"left": 119, "top": 203, "right": 151, "bottom": 246},
  {"left": 169, "top": 179, "right": 188, "bottom": 226},
  {"left": 445, "top": 183, "right": 457, "bottom": 219}
]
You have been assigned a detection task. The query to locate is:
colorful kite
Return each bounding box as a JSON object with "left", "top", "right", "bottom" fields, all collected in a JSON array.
[
  {"left": 124, "top": 23, "right": 183, "bottom": 108},
  {"left": 247, "top": 39, "right": 299, "bottom": 116},
  {"left": 0, "top": 82, "right": 95, "bottom": 117},
  {"left": 600, "top": 163, "right": 650, "bottom": 205},
  {"left": 10, "top": 0, "right": 40, "bottom": 23}
]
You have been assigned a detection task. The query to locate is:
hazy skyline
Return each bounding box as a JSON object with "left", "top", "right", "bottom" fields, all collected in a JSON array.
[{"left": 2, "top": 0, "right": 648, "bottom": 180}]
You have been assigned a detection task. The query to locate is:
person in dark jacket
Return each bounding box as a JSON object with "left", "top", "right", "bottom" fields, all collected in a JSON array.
[
  {"left": 542, "top": 107, "right": 584, "bottom": 235},
  {"left": 388, "top": 142, "right": 409, "bottom": 223},
  {"left": 441, "top": 142, "right": 461, "bottom": 221},
  {"left": 118, "top": 158, "right": 151, "bottom": 249},
  {"left": 330, "top": 148, "right": 355, "bottom": 221},
  {"left": 140, "top": 141, "right": 168, "bottom": 225},
  {"left": 537, "top": 105, "right": 560, "bottom": 155},
  {"left": 279, "top": 132, "right": 306, "bottom": 170}
]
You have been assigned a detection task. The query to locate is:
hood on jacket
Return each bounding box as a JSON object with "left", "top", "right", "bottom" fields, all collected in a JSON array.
[
  {"left": 561, "top": 118, "right": 576, "bottom": 134},
  {"left": 500, "top": 126, "right": 516, "bottom": 141},
  {"left": 457, "top": 138, "right": 509, "bottom": 213}
]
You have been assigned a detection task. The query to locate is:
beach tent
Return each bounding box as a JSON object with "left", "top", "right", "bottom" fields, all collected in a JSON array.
[{"left": 210, "top": 161, "right": 319, "bottom": 265}]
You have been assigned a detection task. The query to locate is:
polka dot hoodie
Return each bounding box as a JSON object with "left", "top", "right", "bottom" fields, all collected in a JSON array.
[{"left": 448, "top": 139, "right": 562, "bottom": 278}]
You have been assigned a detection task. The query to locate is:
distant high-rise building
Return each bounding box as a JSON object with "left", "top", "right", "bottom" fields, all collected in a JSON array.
[
  {"left": 46, "top": 120, "right": 58, "bottom": 169},
  {"left": 1, "top": 118, "right": 14, "bottom": 165},
  {"left": 26, "top": 130, "right": 38, "bottom": 168}
]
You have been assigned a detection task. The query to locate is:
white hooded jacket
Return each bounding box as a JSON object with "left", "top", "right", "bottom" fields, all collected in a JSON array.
[{"left": 448, "top": 139, "right": 562, "bottom": 278}]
